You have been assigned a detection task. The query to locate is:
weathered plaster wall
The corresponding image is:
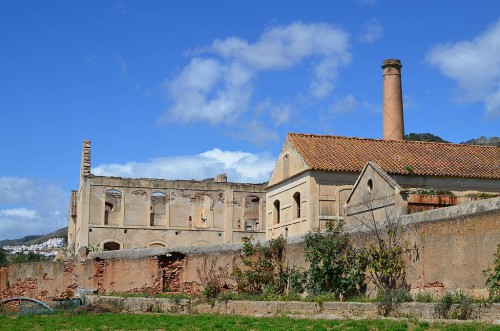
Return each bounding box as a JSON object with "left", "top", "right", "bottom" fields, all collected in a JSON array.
[{"left": 71, "top": 175, "right": 267, "bottom": 251}]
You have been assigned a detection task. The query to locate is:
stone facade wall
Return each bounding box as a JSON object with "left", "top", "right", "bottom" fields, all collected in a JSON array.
[{"left": 70, "top": 175, "right": 267, "bottom": 251}]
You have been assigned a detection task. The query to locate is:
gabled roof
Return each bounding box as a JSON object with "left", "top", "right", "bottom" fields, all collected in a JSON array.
[{"left": 287, "top": 133, "right": 500, "bottom": 179}]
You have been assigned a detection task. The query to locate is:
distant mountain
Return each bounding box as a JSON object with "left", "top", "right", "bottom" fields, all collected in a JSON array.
[
  {"left": 404, "top": 133, "right": 450, "bottom": 143},
  {"left": 0, "top": 227, "right": 68, "bottom": 248},
  {"left": 461, "top": 136, "right": 500, "bottom": 146}
]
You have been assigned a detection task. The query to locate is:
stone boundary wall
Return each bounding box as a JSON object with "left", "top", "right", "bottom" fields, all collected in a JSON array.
[
  {"left": 84, "top": 295, "right": 500, "bottom": 323},
  {"left": 1, "top": 198, "right": 499, "bottom": 302}
]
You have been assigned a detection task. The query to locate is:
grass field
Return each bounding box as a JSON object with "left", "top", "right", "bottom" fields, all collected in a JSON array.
[{"left": 0, "top": 313, "right": 498, "bottom": 331}]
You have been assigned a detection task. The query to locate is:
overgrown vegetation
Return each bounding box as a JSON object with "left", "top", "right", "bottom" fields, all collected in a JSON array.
[
  {"left": 10, "top": 251, "right": 51, "bottom": 264},
  {"left": 483, "top": 244, "right": 500, "bottom": 302},
  {"left": 304, "top": 220, "right": 365, "bottom": 299},
  {"left": 231, "top": 236, "right": 305, "bottom": 296},
  {"left": 433, "top": 291, "right": 481, "bottom": 320},
  {"left": 197, "top": 256, "right": 230, "bottom": 299},
  {"left": 375, "top": 288, "right": 413, "bottom": 317},
  {"left": 409, "top": 188, "right": 454, "bottom": 196},
  {"left": 0, "top": 248, "right": 8, "bottom": 267}
]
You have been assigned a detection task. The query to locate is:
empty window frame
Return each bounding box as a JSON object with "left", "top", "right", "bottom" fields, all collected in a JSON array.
[
  {"left": 273, "top": 200, "right": 280, "bottom": 224},
  {"left": 150, "top": 192, "right": 167, "bottom": 226},
  {"left": 293, "top": 192, "right": 301, "bottom": 219},
  {"left": 104, "top": 189, "right": 122, "bottom": 225}
]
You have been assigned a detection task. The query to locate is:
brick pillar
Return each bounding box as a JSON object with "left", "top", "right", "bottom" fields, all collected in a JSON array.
[{"left": 81, "top": 140, "right": 91, "bottom": 177}]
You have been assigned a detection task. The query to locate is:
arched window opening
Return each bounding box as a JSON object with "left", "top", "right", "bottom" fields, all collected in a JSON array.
[
  {"left": 104, "top": 190, "right": 122, "bottom": 225},
  {"left": 293, "top": 192, "right": 301, "bottom": 219},
  {"left": 150, "top": 192, "right": 167, "bottom": 226},
  {"left": 282, "top": 154, "right": 290, "bottom": 179},
  {"left": 103, "top": 241, "right": 121, "bottom": 251},
  {"left": 273, "top": 200, "right": 281, "bottom": 224}
]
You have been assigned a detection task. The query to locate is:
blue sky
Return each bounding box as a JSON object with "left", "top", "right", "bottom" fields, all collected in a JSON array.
[{"left": 1, "top": 1, "right": 499, "bottom": 240}]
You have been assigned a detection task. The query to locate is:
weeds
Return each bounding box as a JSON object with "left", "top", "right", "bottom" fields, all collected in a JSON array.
[
  {"left": 375, "top": 288, "right": 413, "bottom": 317},
  {"left": 433, "top": 291, "right": 480, "bottom": 320},
  {"left": 414, "top": 291, "right": 433, "bottom": 303}
]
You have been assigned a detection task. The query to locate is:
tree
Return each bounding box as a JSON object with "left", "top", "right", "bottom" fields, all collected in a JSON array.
[
  {"left": 304, "top": 220, "right": 366, "bottom": 299},
  {"left": 404, "top": 132, "right": 450, "bottom": 143},
  {"left": 232, "top": 236, "right": 304, "bottom": 295},
  {"left": 0, "top": 247, "right": 9, "bottom": 267},
  {"left": 347, "top": 191, "right": 418, "bottom": 292}
]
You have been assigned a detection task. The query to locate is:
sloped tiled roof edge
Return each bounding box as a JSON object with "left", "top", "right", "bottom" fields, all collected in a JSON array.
[{"left": 287, "top": 133, "right": 500, "bottom": 179}]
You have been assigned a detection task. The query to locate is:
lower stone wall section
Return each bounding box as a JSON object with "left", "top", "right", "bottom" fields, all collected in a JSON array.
[{"left": 84, "top": 295, "right": 500, "bottom": 322}]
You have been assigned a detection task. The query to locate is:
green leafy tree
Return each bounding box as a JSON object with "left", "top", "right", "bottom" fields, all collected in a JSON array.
[
  {"left": 304, "top": 221, "right": 366, "bottom": 299},
  {"left": 0, "top": 247, "right": 9, "bottom": 267},
  {"left": 404, "top": 132, "right": 450, "bottom": 143},
  {"left": 11, "top": 251, "right": 47, "bottom": 264}
]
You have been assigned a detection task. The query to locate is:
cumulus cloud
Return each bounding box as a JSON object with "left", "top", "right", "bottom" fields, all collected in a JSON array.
[
  {"left": 256, "top": 99, "right": 292, "bottom": 126},
  {"left": 359, "top": 19, "right": 383, "bottom": 44},
  {"left": 426, "top": 19, "right": 500, "bottom": 117},
  {"left": 331, "top": 94, "right": 359, "bottom": 113},
  {"left": 330, "top": 94, "right": 383, "bottom": 114},
  {"left": 93, "top": 148, "right": 276, "bottom": 184},
  {"left": 0, "top": 177, "right": 69, "bottom": 240},
  {"left": 162, "top": 21, "right": 351, "bottom": 124}
]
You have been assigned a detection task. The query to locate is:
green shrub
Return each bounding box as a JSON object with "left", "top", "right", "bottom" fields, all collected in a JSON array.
[
  {"left": 434, "top": 291, "right": 479, "bottom": 320},
  {"left": 414, "top": 291, "right": 433, "bottom": 303},
  {"left": 375, "top": 288, "right": 413, "bottom": 317},
  {"left": 483, "top": 244, "right": 500, "bottom": 302},
  {"left": 232, "top": 236, "right": 304, "bottom": 296},
  {"left": 304, "top": 220, "right": 366, "bottom": 300}
]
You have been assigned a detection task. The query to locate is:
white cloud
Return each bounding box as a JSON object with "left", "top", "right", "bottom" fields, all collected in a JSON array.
[
  {"left": 359, "top": 19, "right": 383, "bottom": 44},
  {"left": 114, "top": 1, "right": 126, "bottom": 14},
  {"left": 117, "top": 56, "right": 128, "bottom": 75},
  {"left": 163, "top": 21, "right": 351, "bottom": 124},
  {"left": 93, "top": 148, "right": 276, "bottom": 183},
  {"left": 229, "top": 120, "right": 280, "bottom": 146},
  {"left": 0, "top": 208, "right": 39, "bottom": 219},
  {"left": 356, "top": 0, "right": 377, "bottom": 6},
  {"left": 426, "top": 19, "right": 500, "bottom": 117},
  {"left": 256, "top": 99, "right": 292, "bottom": 126},
  {"left": 331, "top": 94, "right": 359, "bottom": 113},
  {"left": 0, "top": 177, "right": 68, "bottom": 240}
]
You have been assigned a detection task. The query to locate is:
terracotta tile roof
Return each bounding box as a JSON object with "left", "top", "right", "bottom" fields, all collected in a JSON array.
[{"left": 288, "top": 133, "right": 500, "bottom": 179}]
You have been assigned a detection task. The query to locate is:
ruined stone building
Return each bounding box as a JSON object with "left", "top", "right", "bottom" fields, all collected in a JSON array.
[
  {"left": 67, "top": 141, "right": 267, "bottom": 252},
  {"left": 266, "top": 59, "right": 500, "bottom": 239},
  {"left": 68, "top": 58, "right": 500, "bottom": 251}
]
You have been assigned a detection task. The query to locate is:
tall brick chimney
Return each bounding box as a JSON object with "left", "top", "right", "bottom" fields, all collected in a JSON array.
[
  {"left": 80, "top": 140, "right": 91, "bottom": 178},
  {"left": 382, "top": 59, "right": 404, "bottom": 140}
]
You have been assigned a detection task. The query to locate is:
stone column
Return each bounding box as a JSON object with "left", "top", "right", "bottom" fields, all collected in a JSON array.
[{"left": 382, "top": 59, "right": 405, "bottom": 140}]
